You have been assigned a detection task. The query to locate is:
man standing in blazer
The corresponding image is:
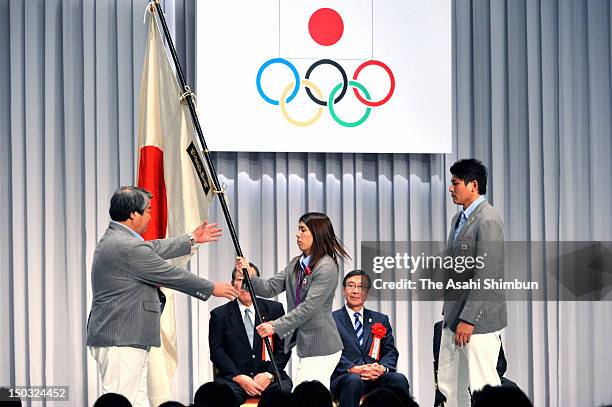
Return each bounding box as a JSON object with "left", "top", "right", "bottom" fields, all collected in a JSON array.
[
  {"left": 331, "top": 270, "right": 410, "bottom": 407},
  {"left": 86, "top": 186, "right": 238, "bottom": 407},
  {"left": 437, "top": 159, "right": 507, "bottom": 407},
  {"left": 209, "top": 264, "right": 292, "bottom": 404}
]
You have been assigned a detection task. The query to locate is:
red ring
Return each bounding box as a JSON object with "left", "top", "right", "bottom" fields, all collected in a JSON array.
[{"left": 352, "top": 60, "right": 395, "bottom": 107}]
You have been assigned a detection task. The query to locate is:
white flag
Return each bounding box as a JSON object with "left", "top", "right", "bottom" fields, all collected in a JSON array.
[{"left": 137, "top": 11, "right": 214, "bottom": 407}]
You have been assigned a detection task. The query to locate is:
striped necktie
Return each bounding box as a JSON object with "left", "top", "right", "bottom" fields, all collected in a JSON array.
[{"left": 354, "top": 312, "right": 364, "bottom": 346}]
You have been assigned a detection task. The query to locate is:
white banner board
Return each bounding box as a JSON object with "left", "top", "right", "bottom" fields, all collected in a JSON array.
[{"left": 196, "top": 0, "right": 451, "bottom": 153}]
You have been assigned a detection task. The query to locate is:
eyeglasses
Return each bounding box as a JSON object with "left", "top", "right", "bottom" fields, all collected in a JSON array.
[{"left": 346, "top": 283, "right": 368, "bottom": 291}]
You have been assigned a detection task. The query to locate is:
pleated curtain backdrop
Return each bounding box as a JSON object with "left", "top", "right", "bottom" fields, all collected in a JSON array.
[{"left": 1, "top": 0, "right": 611, "bottom": 406}]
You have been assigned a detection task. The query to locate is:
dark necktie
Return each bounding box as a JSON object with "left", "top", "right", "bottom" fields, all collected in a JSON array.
[{"left": 452, "top": 212, "right": 465, "bottom": 241}]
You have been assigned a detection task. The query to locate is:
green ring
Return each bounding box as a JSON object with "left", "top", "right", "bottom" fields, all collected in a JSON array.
[{"left": 328, "top": 80, "right": 372, "bottom": 127}]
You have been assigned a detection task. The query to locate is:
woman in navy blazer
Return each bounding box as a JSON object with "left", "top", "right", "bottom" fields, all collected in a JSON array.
[{"left": 236, "top": 212, "right": 349, "bottom": 389}]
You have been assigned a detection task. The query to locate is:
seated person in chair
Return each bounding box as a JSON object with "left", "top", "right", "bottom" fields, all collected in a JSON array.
[
  {"left": 331, "top": 269, "right": 410, "bottom": 407},
  {"left": 209, "top": 264, "right": 292, "bottom": 404}
]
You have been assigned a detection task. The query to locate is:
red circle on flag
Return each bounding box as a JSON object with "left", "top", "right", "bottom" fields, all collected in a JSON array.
[{"left": 308, "top": 8, "right": 344, "bottom": 46}]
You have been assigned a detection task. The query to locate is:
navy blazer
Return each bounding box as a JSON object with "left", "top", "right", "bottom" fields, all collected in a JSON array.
[
  {"left": 331, "top": 307, "right": 399, "bottom": 393},
  {"left": 209, "top": 298, "right": 291, "bottom": 380}
]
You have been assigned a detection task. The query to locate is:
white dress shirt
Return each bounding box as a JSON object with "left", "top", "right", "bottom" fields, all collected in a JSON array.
[{"left": 345, "top": 304, "right": 364, "bottom": 327}]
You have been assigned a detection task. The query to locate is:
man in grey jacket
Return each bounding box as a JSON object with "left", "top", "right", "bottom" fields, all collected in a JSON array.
[
  {"left": 87, "top": 186, "right": 238, "bottom": 407},
  {"left": 437, "top": 159, "right": 507, "bottom": 407}
]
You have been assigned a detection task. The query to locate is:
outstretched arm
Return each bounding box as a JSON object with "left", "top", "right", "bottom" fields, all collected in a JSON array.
[
  {"left": 235, "top": 257, "right": 289, "bottom": 298},
  {"left": 148, "top": 220, "right": 222, "bottom": 260},
  {"left": 129, "top": 242, "right": 237, "bottom": 300}
]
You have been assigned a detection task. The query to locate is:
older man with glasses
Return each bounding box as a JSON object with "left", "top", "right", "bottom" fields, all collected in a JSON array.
[{"left": 330, "top": 270, "right": 410, "bottom": 407}]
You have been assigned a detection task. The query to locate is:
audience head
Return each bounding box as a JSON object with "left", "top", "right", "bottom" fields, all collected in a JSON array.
[
  {"left": 0, "top": 387, "right": 22, "bottom": 406},
  {"left": 342, "top": 269, "right": 372, "bottom": 309},
  {"left": 297, "top": 212, "right": 349, "bottom": 266},
  {"left": 93, "top": 392, "right": 132, "bottom": 407},
  {"left": 386, "top": 384, "right": 418, "bottom": 407},
  {"left": 194, "top": 382, "right": 236, "bottom": 407},
  {"left": 257, "top": 388, "right": 293, "bottom": 407},
  {"left": 232, "top": 262, "right": 260, "bottom": 304},
  {"left": 449, "top": 158, "right": 487, "bottom": 208},
  {"left": 292, "top": 380, "right": 332, "bottom": 407},
  {"left": 471, "top": 385, "right": 532, "bottom": 407},
  {"left": 361, "top": 384, "right": 419, "bottom": 407},
  {"left": 158, "top": 402, "right": 185, "bottom": 407}
]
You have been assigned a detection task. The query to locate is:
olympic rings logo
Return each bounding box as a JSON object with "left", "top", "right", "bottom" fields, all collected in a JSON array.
[{"left": 256, "top": 58, "right": 395, "bottom": 127}]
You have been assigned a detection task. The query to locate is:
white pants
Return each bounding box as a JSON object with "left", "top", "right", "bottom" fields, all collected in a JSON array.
[
  {"left": 437, "top": 327, "right": 502, "bottom": 407},
  {"left": 293, "top": 350, "right": 342, "bottom": 390},
  {"left": 89, "top": 346, "right": 150, "bottom": 407}
]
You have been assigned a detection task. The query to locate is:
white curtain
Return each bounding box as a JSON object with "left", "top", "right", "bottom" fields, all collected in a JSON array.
[{"left": 1, "top": 0, "right": 611, "bottom": 406}]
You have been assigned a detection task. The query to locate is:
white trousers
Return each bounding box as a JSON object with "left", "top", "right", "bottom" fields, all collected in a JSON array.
[
  {"left": 89, "top": 346, "right": 150, "bottom": 407},
  {"left": 437, "top": 327, "right": 502, "bottom": 407},
  {"left": 293, "top": 350, "right": 342, "bottom": 390}
]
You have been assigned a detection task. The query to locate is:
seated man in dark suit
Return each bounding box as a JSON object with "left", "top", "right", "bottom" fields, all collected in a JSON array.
[
  {"left": 331, "top": 269, "right": 410, "bottom": 407},
  {"left": 209, "top": 263, "right": 292, "bottom": 404}
]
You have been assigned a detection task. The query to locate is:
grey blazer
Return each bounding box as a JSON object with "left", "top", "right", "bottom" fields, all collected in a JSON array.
[
  {"left": 442, "top": 200, "right": 507, "bottom": 334},
  {"left": 251, "top": 255, "right": 343, "bottom": 358},
  {"left": 86, "top": 222, "right": 214, "bottom": 348}
]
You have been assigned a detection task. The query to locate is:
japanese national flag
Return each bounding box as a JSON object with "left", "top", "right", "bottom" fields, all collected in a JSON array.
[
  {"left": 137, "top": 11, "right": 214, "bottom": 407},
  {"left": 280, "top": 0, "right": 373, "bottom": 60}
]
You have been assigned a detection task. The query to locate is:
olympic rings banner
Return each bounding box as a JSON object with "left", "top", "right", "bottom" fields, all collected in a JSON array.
[
  {"left": 255, "top": 58, "right": 395, "bottom": 128},
  {"left": 197, "top": 0, "right": 451, "bottom": 153}
]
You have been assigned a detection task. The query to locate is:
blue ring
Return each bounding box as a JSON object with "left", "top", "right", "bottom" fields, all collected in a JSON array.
[{"left": 256, "top": 58, "right": 300, "bottom": 106}]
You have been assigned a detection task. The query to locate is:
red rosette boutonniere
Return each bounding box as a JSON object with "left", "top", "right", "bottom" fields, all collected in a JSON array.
[
  {"left": 371, "top": 323, "right": 387, "bottom": 338},
  {"left": 368, "top": 323, "right": 387, "bottom": 360},
  {"left": 301, "top": 265, "right": 312, "bottom": 287}
]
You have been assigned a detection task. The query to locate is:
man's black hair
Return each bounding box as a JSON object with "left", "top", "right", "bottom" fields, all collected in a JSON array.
[
  {"left": 193, "top": 381, "right": 237, "bottom": 407},
  {"left": 93, "top": 393, "right": 131, "bottom": 407},
  {"left": 257, "top": 388, "right": 293, "bottom": 407},
  {"left": 158, "top": 402, "right": 185, "bottom": 407},
  {"left": 361, "top": 386, "right": 407, "bottom": 407},
  {"left": 342, "top": 269, "right": 372, "bottom": 289},
  {"left": 449, "top": 158, "right": 488, "bottom": 195},
  {"left": 472, "top": 385, "right": 533, "bottom": 407},
  {"left": 292, "top": 380, "right": 333, "bottom": 407},
  {"left": 109, "top": 186, "right": 152, "bottom": 221}
]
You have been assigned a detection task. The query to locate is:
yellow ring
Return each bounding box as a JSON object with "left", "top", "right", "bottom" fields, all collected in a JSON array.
[{"left": 280, "top": 79, "right": 324, "bottom": 127}]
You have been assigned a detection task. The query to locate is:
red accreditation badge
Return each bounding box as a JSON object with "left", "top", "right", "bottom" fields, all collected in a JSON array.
[
  {"left": 262, "top": 335, "right": 274, "bottom": 361},
  {"left": 368, "top": 323, "right": 387, "bottom": 361}
]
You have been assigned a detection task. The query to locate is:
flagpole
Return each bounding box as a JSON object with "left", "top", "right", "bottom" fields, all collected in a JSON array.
[{"left": 150, "top": 1, "right": 285, "bottom": 390}]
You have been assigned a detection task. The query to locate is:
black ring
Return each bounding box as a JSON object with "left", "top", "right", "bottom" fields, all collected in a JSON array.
[{"left": 304, "top": 59, "right": 348, "bottom": 106}]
